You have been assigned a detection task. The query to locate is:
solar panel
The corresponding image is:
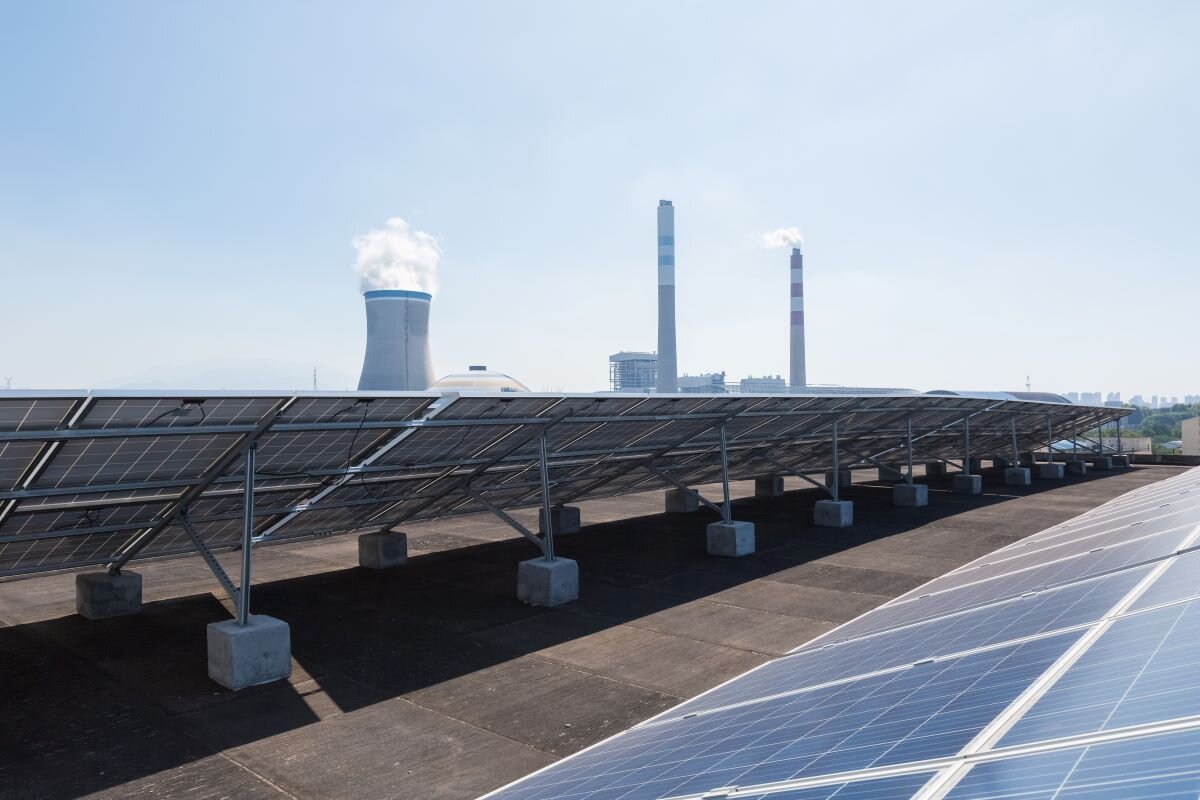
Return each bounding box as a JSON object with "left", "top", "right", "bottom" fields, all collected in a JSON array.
[
  {"left": 485, "top": 465, "right": 1200, "bottom": 800},
  {"left": 944, "top": 726, "right": 1200, "bottom": 799},
  {"left": 0, "top": 390, "right": 1129, "bottom": 580}
]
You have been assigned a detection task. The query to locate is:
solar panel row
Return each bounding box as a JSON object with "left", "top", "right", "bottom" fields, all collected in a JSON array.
[
  {"left": 483, "top": 465, "right": 1200, "bottom": 800},
  {"left": 0, "top": 391, "right": 1119, "bottom": 577}
]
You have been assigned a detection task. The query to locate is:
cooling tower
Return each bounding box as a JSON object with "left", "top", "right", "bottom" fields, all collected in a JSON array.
[
  {"left": 789, "top": 246, "right": 806, "bottom": 389},
  {"left": 656, "top": 200, "right": 678, "bottom": 393},
  {"left": 357, "top": 289, "right": 435, "bottom": 391}
]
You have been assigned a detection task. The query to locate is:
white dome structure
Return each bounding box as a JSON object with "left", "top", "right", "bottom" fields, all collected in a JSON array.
[{"left": 430, "top": 365, "right": 529, "bottom": 393}]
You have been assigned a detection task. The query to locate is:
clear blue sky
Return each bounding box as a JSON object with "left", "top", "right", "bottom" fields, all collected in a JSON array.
[{"left": 1, "top": 1, "right": 1197, "bottom": 396}]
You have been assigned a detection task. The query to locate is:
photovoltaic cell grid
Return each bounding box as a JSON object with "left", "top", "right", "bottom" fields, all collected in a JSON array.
[
  {"left": 0, "top": 391, "right": 1122, "bottom": 577},
  {"left": 483, "top": 466, "right": 1200, "bottom": 800}
]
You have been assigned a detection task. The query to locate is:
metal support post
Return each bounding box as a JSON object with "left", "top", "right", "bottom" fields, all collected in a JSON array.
[
  {"left": 718, "top": 423, "right": 732, "bottom": 524},
  {"left": 963, "top": 416, "right": 971, "bottom": 472},
  {"left": 538, "top": 433, "right": 556, "bottom": 561},
  {"left": 1010, "top": 418, "right": 1019, "bottom": 465},
  {"left": 1047, "top": 414, "right": 1054, "bottom": 464},
  {"left": 905, "top": 416, "right": 914, "bottom": 485},
  {"left": 830, "top": 419, "right": 841, "bottom": 502},
  {"left": 1073, "top": 418, "right": 1078, "bottom": 457},
  {"left": 1116, "top": 417, "right": 1122, "bottom": 454},
  {"left": 238, "top": 444, "right": 256, "bottom": 627}
]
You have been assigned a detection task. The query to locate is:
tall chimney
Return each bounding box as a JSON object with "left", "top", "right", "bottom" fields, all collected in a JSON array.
[
  {"left": 656, "top": 200, "right": 678, "bottom": 393},
  {"left": 357, "top": 289, "right": 435, "bottom": 391},
  {"left": 789, "top": 246, "right": 806, "bottom": 389}
]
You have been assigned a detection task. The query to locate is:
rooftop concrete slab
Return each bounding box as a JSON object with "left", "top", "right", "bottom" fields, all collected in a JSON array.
[{"left": 0, "top": 465, "right": 1181, "bottom": 800}]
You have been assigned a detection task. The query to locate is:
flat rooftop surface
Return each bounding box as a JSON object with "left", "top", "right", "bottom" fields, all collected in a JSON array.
[{"left": 0, "top": 464, "right": 1181, "bottom": 800}]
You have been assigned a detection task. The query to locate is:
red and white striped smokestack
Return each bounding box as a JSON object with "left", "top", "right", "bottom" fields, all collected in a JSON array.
[{"left": 789, "top": 246, "right": 806, "bottom": 388}]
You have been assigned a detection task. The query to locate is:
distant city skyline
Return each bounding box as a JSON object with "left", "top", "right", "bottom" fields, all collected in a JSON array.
[{"left": 2, "top": 3, "right": 1198, "bottom": 396}]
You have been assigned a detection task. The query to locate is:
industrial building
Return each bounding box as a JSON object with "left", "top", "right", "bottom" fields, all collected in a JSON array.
[{"left": 609, "top": 351, "right": 657, "bottom": 392}]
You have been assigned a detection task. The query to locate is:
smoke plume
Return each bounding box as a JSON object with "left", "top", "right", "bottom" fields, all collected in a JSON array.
[
  {"left": 761, "top": 227, "right": 803, "bottom": 249},
  {"left": 352, "top": 217, "right": 441, "bottom": 294}
]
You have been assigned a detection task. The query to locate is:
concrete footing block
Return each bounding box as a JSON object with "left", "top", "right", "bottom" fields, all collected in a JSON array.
[
  {"left": 1039, "top": 463, "right": 1065, "bottom": 480},
  {"left": 877, "top": 466, "right": 904, "bottom": 482},
  {"left": 1092, "top": 457, "right": 1113, "bottom": 471},
  {"left": 207, "top": 615, "right": 292, "bottom": 691},
  {"left": 1066, "top": 460, "right": 1088, "bottom": 476},
  {"left": 814, "top": 499, "right": 854, "bottom": 528},
  {"left": 706, "top": 521, "right": 755, "bottom": 557},
  {"left": 665, "top": 488, "right": 700, "bottom": 513},
  {"left": 893, "top": 483, "right": 929, "bottom": 507},
  {"left": 1005, "top": 467, "right": 1032, "bottom": 486},
  {"left": 358, "top": 531, "right": 408, "bottom": 569},
  {"left": 754, "top": 476, "right": 785, "bottom": 497},
  {"left": 824, "top": 469, "right": 852, "bottom": 489},
  {"left": 952, "top": 474, "right": 983, "bottom": 495},
  {"left": 925, "top": 462, "right": 947, "bottom": 478},
  {"left": 1112, "top": 455, "right": 1130, "bottom": 468},
  {"left": 539, "top": 505, "right": 581, "bottom": 535},
  {"left": 75, "top": 571, "right": 142, "bottom": 620},
  {"left": 517, "top": 557, "right": 579, "bottom": 606}
]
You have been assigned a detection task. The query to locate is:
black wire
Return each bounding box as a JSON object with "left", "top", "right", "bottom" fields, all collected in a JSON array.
[{"left": 147, "top": 402, "right": 207, "bottom": 427}]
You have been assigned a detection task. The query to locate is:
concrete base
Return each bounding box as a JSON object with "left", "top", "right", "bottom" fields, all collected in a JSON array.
[
  {"left": 207, "top": 615, "right": 292, "bottom": 691},
  {"left": 1112, "top": 455, "right": 1130, "bottom": 468},
  {"left": 1092, "top": 457, "right": 1113, "bottom": 471},
  {"left": 665, "top": 488, "right": 700, "bottom": 513},
  {"left": 754, "top": 476, "right": 785, "bottom": 498},
  {"left": 813, "top": 499, "right": 854, "bottom": 528},
  {"left": 1005, "top": 467, "right": 1032, "bottom": 486},
  {"left": 517, "top": 557, "right": 579, "bottom": 606},
  {"left": 893, "top": 483, "right": 929, "bottom": 507},
  {"left": 75, "top": 571, "right": 142, "bottom": 620},
  {"left": 706, "top": 520, "right": 755, "bottom": 557},
  {"left": 539, "top": 505, "right": 581, "bottom": 535},
  {"left": 925, "top": 462, "right": 947, "bottom": 478},
  {"left": 952, "top": 474, "right": 983, "bottom": 495},
  {"left": 1066, "top": 460, "right": 1089, "bottom": 476},
  {"left": 1039, "top": 463, "right": 1065, "bottom": 480},
  {"left": 877, "top": 466, "right": 904, "bottom": 482},
  {"left": 824, "top": 469, "right": 852, "bottom": 489},
  {"left": 358, "top": 531, "right": 408, "bottom": 569}
]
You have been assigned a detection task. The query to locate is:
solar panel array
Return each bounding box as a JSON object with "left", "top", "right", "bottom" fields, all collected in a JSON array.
[
  {"left": 0, "top": 390, "right": 1121, "bottom": 578},
  {"left": 483, "top": 465, "right": 1200, "bottom": 800}
]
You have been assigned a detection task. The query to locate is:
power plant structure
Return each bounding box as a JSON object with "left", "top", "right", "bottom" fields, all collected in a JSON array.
[
  {"left": 357, "top": 289, "right": 435, "bottom": 391},
  {"left": 789, "top": 245, "right": 806, "bottom": 389},
  {"left": 656, "top": 200, "right": 678, "bottom": 393}
]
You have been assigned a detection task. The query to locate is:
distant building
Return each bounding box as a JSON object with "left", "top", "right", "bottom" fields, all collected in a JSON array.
[
  {"left": 1183, "top": 417, "right": 1200, "bottom": 456},
  {"left": 1106, "top": 391, "right": 1121, "bottom": 404},
  {"left": 1081, "top": 392, "right": 1102, "bottom": 405},
  {"left": 739, "top": 375, "right": 788, "bottom": 394},
  {"left": 1064, "top": 392, "right": 1080, "bottom": 403},
  {"left": 1130, "top": 395, "right": 1147, "bottom": 407},
  {"left": 678, "top": 373, "right": 726, "bottom": 393},
  {"left": 1186, "top": 395, "right": 1200, "bottom": 405},
  {"left": 609, "top": 352, "right": 657, "bottom": 392}
]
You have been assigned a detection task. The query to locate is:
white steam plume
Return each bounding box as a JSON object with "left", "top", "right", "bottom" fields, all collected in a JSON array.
[
  {"left": 352, "top": 217, "right": 441, "bottom": 294},
  {"left": 761, "top": 227, "right": 803, "bottom": 249}
]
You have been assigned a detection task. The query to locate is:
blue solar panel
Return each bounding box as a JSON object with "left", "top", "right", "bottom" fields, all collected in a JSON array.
[
  {"left": 485, "top": 633, "right": 1078, "bottom": 800},
  {"left": 739, "top": 772, "right": 935, "bottom": 799},
  {"left": 1000, "top": 597, "right": 1200, "bottom": 747},
  {"left": 663, "top": 566, "right": 1149, "bottom": 719},
  {"left": 822, "top": 526, "right": 1192, "bottom": 646},
  {"left": 945, "top": 726, "right": 1200, "bottom": 799},
  {"left": 1130, "top": 550, "right": 1200, "bottom": 611}
]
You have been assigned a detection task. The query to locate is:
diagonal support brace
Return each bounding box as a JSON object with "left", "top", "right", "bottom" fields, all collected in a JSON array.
[
  {"left": 181, "top": 512, "right": 241, "bottom": 611},
  {"left": 466, "top": 489, "right": 550, "bottom": 558}
]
